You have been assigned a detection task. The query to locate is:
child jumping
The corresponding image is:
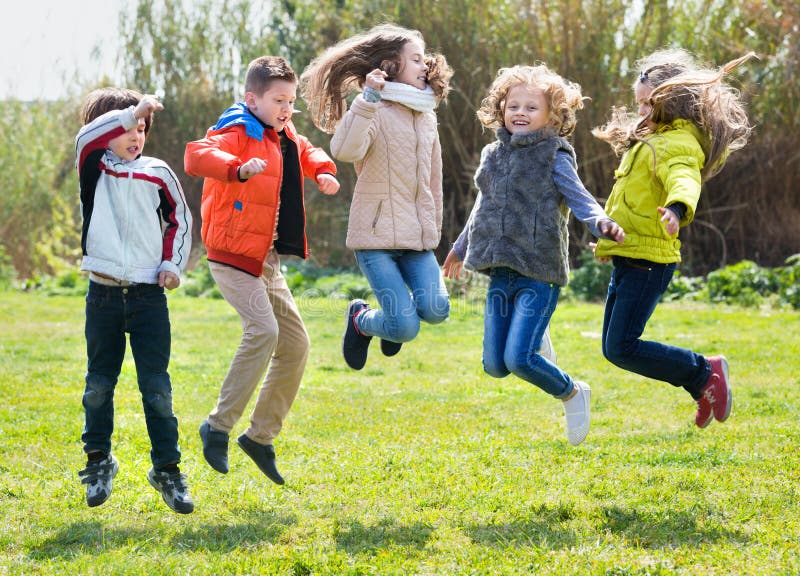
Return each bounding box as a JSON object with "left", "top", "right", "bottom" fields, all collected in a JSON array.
[
  {"left": 300, "top": 23, "right": 454, "bottom": 371},
  {"left": 76, "top": 88, "right": 194, "bottom": 513},
  {"left": 592, "top": 49, "right": 755, "bottom": 428},
  {"left": 185, "top": 56, "right": 339, "bottom": 484},
  {"left": 443, "top": 65, "right": 625, "bottom": 445}
]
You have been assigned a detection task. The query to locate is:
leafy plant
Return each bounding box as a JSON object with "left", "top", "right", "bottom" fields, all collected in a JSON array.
[{"left": 565, "top": 250, "right": 613, "bottom": 302}]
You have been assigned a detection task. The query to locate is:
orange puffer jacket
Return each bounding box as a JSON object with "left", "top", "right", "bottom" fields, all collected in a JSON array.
[{"left": 185, "top": 105, "right": 336, "bottom": 276}]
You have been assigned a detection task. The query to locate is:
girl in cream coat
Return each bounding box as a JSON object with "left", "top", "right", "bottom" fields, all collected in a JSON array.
[{"left": 301, "top": 24, "right": 454, "bottom": 370}]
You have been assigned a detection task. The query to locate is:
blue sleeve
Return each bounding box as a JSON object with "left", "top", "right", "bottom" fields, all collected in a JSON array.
[
  {"left": 452, "top": 227, "right": 468, "bottom": 260},
  {"left": 553, "top": 152, "right": 611, "bottom": 238},
  {"left": 452, "top": 191, "right": 484, "bottom": 260}
]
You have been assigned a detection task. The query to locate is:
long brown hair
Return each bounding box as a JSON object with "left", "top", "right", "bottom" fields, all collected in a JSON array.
[
  {"left": 592, "top": 49, "right": 755, "bottom": 180},
  {"left": 300, "top": 23, "right": 453, "bottom": 133}
]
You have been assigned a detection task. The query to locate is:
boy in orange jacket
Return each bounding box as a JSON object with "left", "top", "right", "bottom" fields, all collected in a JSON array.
[{"left": 185, "top": 55, "right": 339, "bottom": 484}]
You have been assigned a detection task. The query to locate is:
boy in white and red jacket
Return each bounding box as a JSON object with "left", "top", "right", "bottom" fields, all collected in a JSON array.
[{"left": 75, "top": 87, "right": 193, "bottom": 514}]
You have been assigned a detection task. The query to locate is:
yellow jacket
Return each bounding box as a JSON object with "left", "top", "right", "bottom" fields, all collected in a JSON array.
[{"left": 595, "top": 119, "right": 707, "bottom": 263}]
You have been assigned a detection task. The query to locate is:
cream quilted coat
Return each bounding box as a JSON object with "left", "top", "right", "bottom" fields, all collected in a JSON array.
[{"left": 330, "top": 95, "right": 443, "bottom": 251}]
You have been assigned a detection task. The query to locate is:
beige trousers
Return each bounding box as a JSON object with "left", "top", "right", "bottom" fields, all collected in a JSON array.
[{"left": 207, "top": 250, "right": 309, "bottom": 444}]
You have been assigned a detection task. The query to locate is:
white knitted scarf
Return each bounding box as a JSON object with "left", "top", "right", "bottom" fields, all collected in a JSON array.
[{"left": 380, "top": 81, "right": 437, "bottom": 113}]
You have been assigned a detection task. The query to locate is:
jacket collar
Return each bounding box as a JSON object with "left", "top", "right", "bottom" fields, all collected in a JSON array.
[
  {"left": 496, "top": 126, "right": 560, "bottom": 148},
  {"left": 213, "top": 102, "right": 269, "bottom": 141}
]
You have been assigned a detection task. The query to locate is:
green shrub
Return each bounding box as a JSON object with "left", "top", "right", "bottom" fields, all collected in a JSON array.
[
  {"left": 705, "top": 260, "right": 777, "bottom": 307},
  {"left": 774, "top": 253, "right": 800, "bottom": 309},
  {"left": 663, "top": 270, "right": 705, "bottom": 302},
  {"left": 566, "top": 251, "right": 612, "bottom": 302},
  {"left": 182, "top": 257, "right": 372, "bottom": 300}
]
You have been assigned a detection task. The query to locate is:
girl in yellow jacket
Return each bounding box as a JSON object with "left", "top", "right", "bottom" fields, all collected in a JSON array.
[
  {"left": 301, "top": 24, "right": 454, "bottom": 370},
  {"left": 592, "top": 49, "right": 754, "bottom": 428}
]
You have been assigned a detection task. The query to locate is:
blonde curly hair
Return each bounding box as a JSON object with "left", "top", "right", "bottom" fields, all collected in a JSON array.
[{"left": 476, "top": 64, "right": 586, "bottom": 136}]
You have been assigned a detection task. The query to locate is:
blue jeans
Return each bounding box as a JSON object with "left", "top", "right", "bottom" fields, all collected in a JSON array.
[
  {"left": 82, "top": 281, "right": 181, "bottom": 468},
  {"left": 354, "top": 249, "right": 450, "bottom": 342},
  {"left": 601, "top": 257, "right": 710, "bottom": 397},
  {"left": 483, "top": 268, "right": 573, "bottom": 399}
]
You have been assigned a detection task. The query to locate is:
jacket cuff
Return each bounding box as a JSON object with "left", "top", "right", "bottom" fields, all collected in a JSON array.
[
  {"left": 228, "top": 161, "right": 243, "bottom": 182},
  {"left": 158, "top": 261, "right": 181, "bottom": 278}
]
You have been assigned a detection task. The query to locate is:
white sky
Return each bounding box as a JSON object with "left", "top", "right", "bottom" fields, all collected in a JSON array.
[{"left": 0, "top": 1, "right": 129, "bottom": 100}]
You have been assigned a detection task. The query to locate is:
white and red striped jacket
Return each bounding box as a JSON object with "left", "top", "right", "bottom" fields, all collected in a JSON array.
[{"left": 75, "top": 107, "right": 192, "bottom": 283}]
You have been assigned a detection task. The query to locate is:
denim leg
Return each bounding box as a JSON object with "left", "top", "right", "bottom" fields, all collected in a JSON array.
[
  {"left": 502, "top": 277, "right": 573, "bottom": 398},
  {"left": 482, "top": 273, "right": 513, "bottom": 378},
  {"left": 83, "top": 282, "right": 126, "bottom": 455},
  {"left": 602, "top": 259, "right": 709, "bottom": 392},
  {"left": 354, "top": 250, "right": 420, "bottom": 342},
  {"left": 396, "top": 249, "right": 450, "bottom": 325},
  {"left": 127, "top": 285, "right": 181, "bottom": 468},
  {"left": 482, "top": 270, "right": 572, "bottom": 398}
]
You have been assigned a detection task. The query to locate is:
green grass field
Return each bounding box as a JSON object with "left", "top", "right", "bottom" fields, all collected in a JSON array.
[{"left": 1, "top": 291, "right": 798, "bottom": 575}]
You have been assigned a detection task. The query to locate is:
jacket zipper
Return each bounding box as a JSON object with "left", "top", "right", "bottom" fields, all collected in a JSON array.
[{"left": 371, "top": 200, "right": 383, "bottom": 234}]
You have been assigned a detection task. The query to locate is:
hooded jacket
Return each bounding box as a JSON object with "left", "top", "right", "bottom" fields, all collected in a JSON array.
[
  {"left": 594, "top": 119, "right": 706, "bottom": 263},
  {"left": 185, "top": 103, "right": 336, "bottom": 276},
  {"left": 76, "top": 107, "right": 192, "bottom": 283}
]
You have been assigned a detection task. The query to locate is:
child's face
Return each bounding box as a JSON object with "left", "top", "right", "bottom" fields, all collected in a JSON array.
[
  {"left": 246, "top": 79, "right": 297, "bottom": 132},
  {"left": 503, "top": 84, "right": 551, "bottom": 134},
  {"left": 108, "top": 118, "right": 146, "bottom": 161},
  {"left": 393, "top": 39, "right": 428, "bottom": 90},
  {"left": 635, "top": 81, "right": 656, "bottom": 130}
]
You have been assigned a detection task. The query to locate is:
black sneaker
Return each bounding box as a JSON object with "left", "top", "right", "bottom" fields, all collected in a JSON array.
[
  {"left": 342, "top": 299, "right": 372, "bottom": 370},
  {"left": 380, "top": 339, "right": 402, "bottom": 357},
  {"left": 78, "top": 453, "right": 119, "bottom": 507},
  {"left": 237, "top": 433, "right": 285, "bottom": 485},
  {"left": 199, "top": 419, "right": 229, "bottom": 473},
  {"left": 147, "top": 467, "right": 195, "bottom": 514}
]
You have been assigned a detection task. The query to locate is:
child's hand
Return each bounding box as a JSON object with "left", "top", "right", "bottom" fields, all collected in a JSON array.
[
  {"left": 442, "top": 248, "right": 465, "bottom": 279},
  {"left": 599, "top": 219, "right": 625, "bottom": 244},
  {"left": 588, "top": 242, "right": 611, "bottom": 263},
  {"left": 365, "top": 68, "right": 388, "bottom": 91},
  {"left": 134, "top": 95, "right": 164, "bottom": 119},
  {"left": 238, "top": 158, "right": 268, "bottom": 180},
  {"left": 159, "top": 270, "right": 180, "bottom": 290},
  {"left": 317, "top": 173, "right": 340, "bottom": 195},
  {"left": 657, "top": 206, "right": 679, "bottom": 235}
]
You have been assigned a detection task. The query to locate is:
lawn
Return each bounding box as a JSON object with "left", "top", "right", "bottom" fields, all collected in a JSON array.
[{"left": 1, "top": 290, "right": 798, "bottom": 575}]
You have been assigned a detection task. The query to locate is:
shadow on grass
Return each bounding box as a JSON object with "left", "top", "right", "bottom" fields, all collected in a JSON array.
[
  {"left": 465, "top": 502, "right": 578, "bottom": 548},
  {"left": 600, "top": 505, "right": 747, "bottom": 547},
  {"left": 334, "top": 518, "right": 434, "bottom": 554},
  {"left": 29, "top": 510, "right": 296, "bottom": 560}
]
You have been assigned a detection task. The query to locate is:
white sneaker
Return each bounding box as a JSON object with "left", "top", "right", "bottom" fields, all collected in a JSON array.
[
  {"left": 538, "top": 325, "right": 557, "bottom": 364},
  {"left": 563, "top": 381, "right": 591, "bottom": 445}
]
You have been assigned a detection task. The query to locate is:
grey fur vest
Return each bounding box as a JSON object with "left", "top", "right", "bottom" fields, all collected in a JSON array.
[{"left": 464, "top": 127, "right": 575, "bottom": 286}]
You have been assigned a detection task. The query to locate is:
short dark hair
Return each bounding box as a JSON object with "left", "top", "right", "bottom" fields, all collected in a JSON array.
[
  {"left": 244, "top": 56, "right": 296, "bottom": 95},
  {"left": 81, "top": 87, "right": 152, "bottom": 134}
]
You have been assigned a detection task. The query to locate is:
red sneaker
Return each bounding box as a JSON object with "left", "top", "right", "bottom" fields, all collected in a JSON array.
[{"left": 695, "top": 355, "right": 731, "bottom": 428}]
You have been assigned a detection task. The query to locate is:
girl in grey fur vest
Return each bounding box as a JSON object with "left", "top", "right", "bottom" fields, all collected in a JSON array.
[{"left": 444, "top": 65, "right": 624, "bottom": 446}]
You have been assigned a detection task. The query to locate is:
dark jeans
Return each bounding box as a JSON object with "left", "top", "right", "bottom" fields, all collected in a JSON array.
[
  {"left": 82, "top": 281, "right": 181, "bottom": 468},
  {"left": 601, "top": 257, "right": 710, "bottom": 398},
  {"left": 482, "top": 267, "right": 573, "bottom": 399}
]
